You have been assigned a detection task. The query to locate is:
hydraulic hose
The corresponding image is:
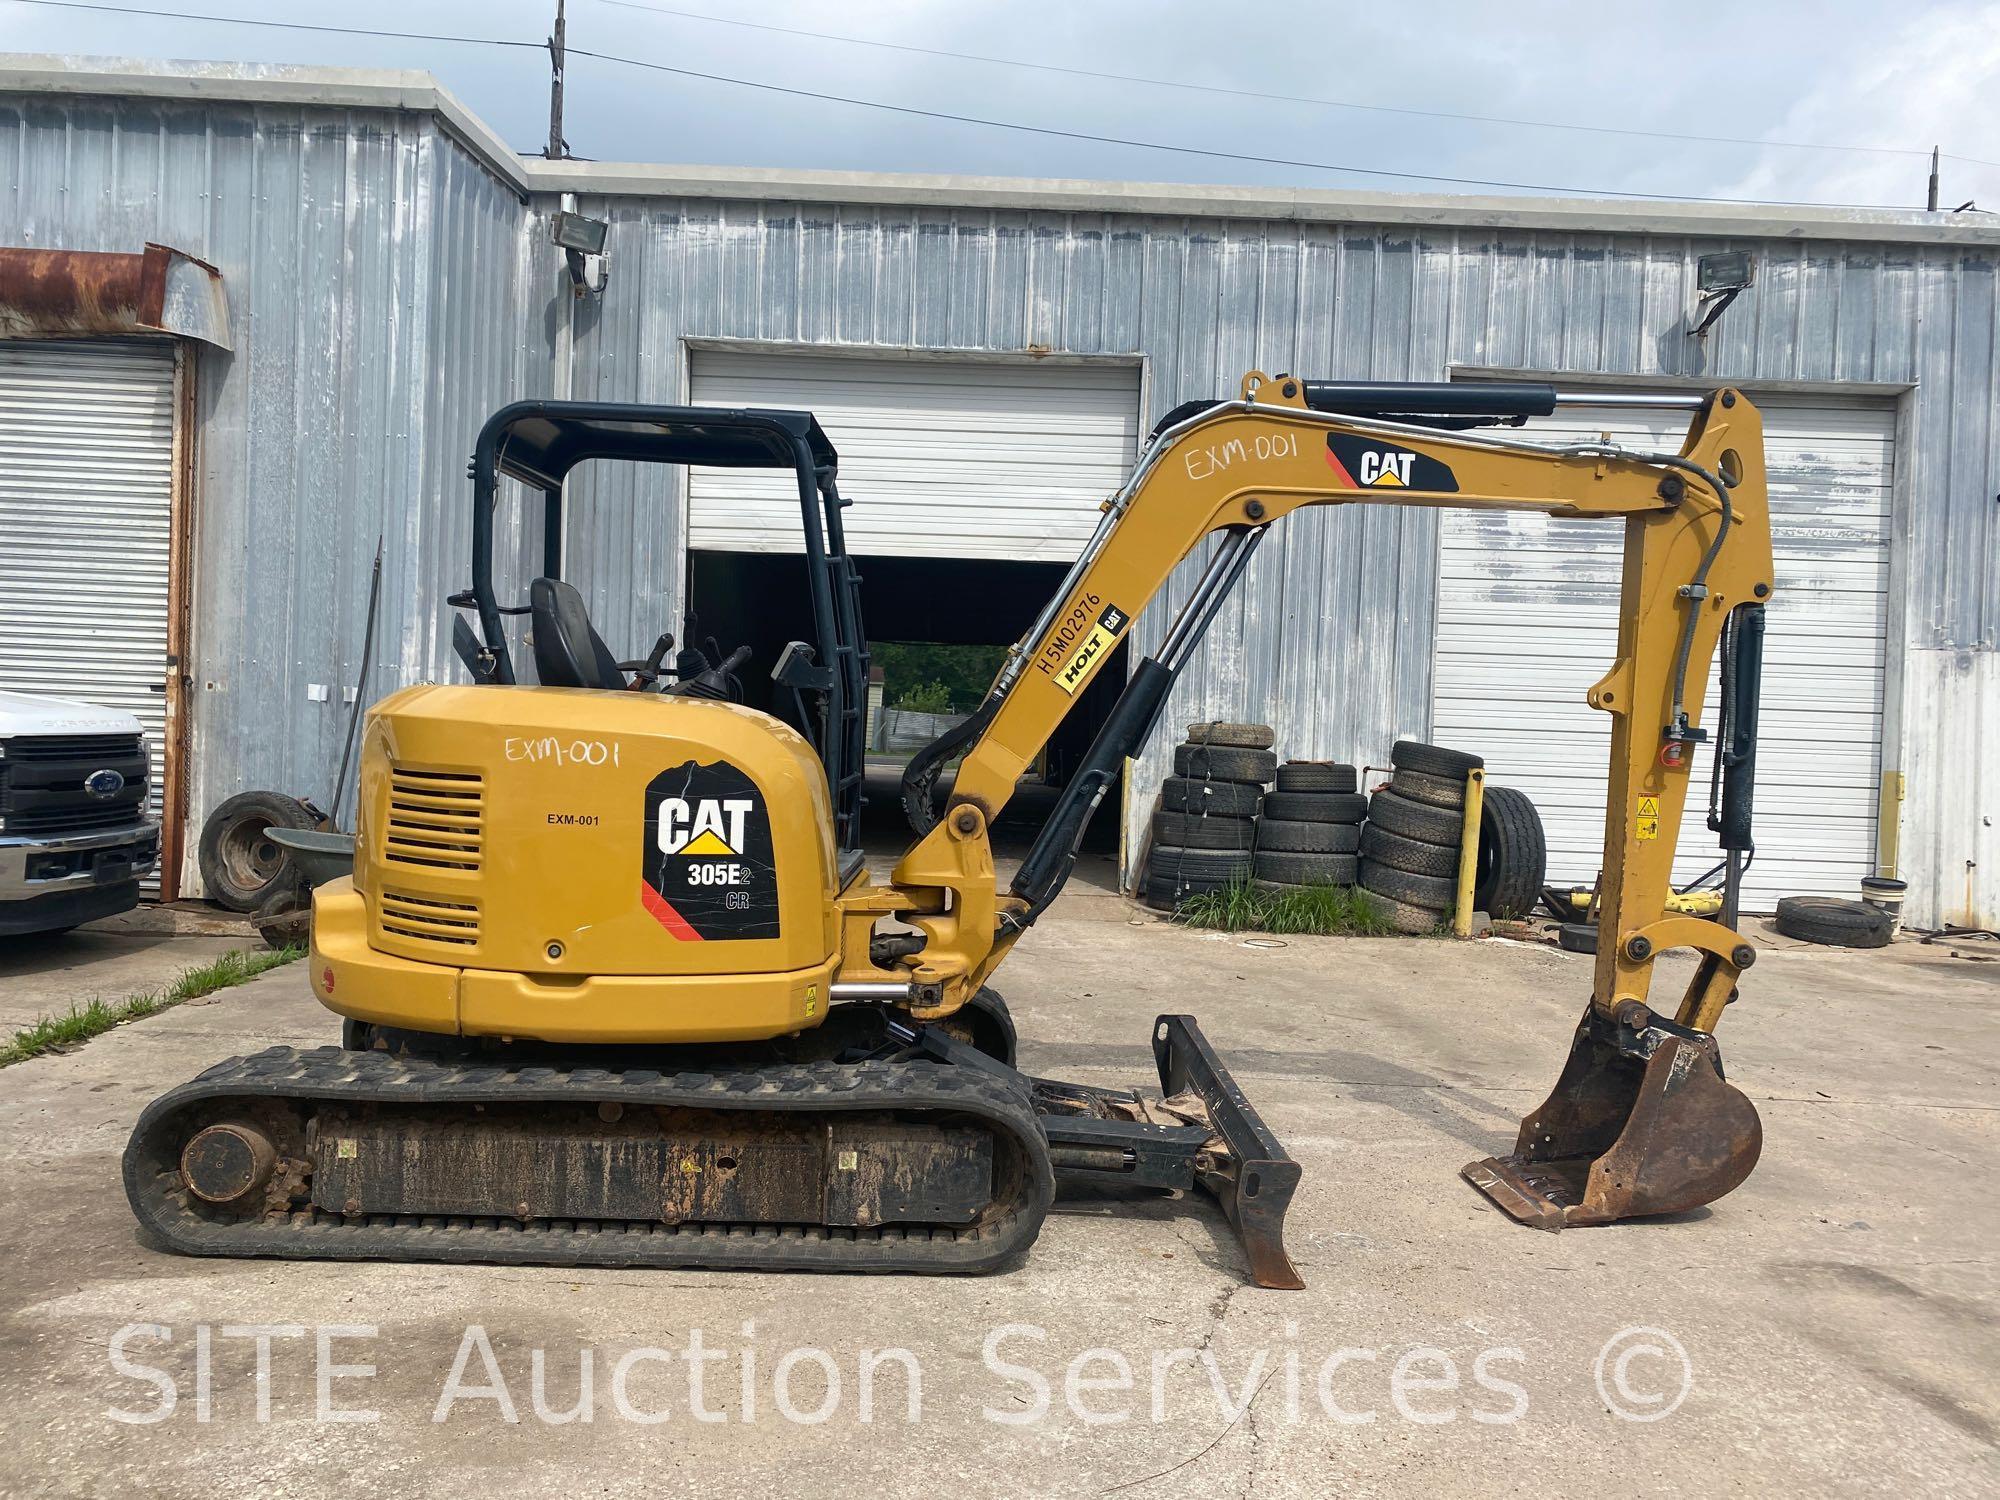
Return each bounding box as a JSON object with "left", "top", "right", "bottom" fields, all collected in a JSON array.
[{"left": 1649, "top": 453, "right": 1735, "bottom": 731}]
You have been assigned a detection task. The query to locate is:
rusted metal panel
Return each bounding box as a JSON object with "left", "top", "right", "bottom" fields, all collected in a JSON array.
[{"left": 0, "top": 243, "right": 229, "bottom": 348}]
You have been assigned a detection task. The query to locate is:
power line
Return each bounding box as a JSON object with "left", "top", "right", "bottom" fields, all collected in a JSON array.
[
  {"left": 6, "top": 0, "right": 539, "bottom": 49},
  {"left": 559, "top": 45, "right": 1923, "bottom": 208},
  {"left": 1, "top": 0, "right": 1974, "bottom": 203},
  {"left": 596, "top": 0, "right": 1998, "bottom": 169}
]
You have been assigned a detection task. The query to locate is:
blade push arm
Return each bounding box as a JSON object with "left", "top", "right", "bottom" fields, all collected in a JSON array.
[{"left": 855, "top": 372, "right": 1773, "bottom": 1031}]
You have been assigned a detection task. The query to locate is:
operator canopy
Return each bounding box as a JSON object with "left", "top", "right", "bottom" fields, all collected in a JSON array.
[{"left": 481, "top": 402, "right": 839, "bottom": 489}]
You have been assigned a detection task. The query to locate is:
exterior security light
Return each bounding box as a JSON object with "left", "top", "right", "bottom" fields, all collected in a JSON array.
[
  {"left": 1697, "top": 250, "right": 1756, "bottom": 296},
  {"left": 1690, "top": 251, "right": 1756, "bottom": 340},
  {"left": 551, "top": 210, "right": 608, "bottom": 255}
]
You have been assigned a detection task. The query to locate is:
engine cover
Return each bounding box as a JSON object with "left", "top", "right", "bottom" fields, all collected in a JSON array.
[{"left": 349, "top": 684, "right": 840, "bottom": 987}]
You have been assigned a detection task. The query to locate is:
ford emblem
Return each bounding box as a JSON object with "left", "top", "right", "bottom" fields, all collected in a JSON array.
[{"left": 83, "top": 768, "right": 126, "bottom": 800}]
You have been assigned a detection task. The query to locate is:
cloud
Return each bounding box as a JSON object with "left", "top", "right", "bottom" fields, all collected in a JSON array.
[{"left": 1718, "top": 1, "right": 2000, "bottom": 209}]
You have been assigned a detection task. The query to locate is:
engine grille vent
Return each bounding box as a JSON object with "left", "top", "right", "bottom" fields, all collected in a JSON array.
[
  {"left": 377, "top": 888, "right": 482, "bottom": 947},
  {"left": 384, "top": 768, "right": 484, "bottom": 872}
]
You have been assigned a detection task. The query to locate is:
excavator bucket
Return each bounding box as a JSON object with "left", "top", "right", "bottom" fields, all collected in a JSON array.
[{"left": 1462, "top": 1003, "right": 1762, "bottom": 1230}]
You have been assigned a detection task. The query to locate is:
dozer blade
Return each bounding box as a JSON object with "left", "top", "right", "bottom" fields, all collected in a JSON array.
[
  {"left": 1462, "top": 1003, "right": 1762, "bottom": 1230},
  {"left": 1153, "top": 1014, "right": 1304, "bottom": 1289}
]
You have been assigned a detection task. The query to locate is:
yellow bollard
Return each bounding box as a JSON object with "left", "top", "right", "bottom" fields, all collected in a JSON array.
[{"left": 1452, "top": 767, "right": 1485, "bottom": 938}]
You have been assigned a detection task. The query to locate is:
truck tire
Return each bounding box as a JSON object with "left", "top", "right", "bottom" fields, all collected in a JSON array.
[
  {"left": 1388, "top": 767, "right": 1467, "bottom": 809},
  {"left": 1144, "top": 873, "right": 1238, "bottom": 910},
  {"left": 1390, "top": 740, "right": 1485, "bottom": 778},
  {"left": 1252, "top": 850, "right": 1359, "bottom": 886},
  {"left": 1160, "top": 776, "right": 1262, "bottom": 817},
  {"left": 1261, "top": 791, "right": 1367, "bottom": 824},
  {"left": 1365, "top": 788, "right": 1464, "bottom": 845},
  {"left": 1255, "top": 818, "right": 1360, "bottom": 854},
  {"left": 1172, "top": 743, "right": 1278, "bottom": 783},
  {"left": 1774, "top": 896, "right": 1893, "bottom": 949},
  {"left": 1148, "top": 845, "right": 1254, "bottom": 886},
  {"left": 1557, "top": 921, "right": 1598, "bottom": 954},
  {"left": 1275, "top": 761, "right": 1358, "bottom": 795},
  {"left": 1184, "top": 721, "right": 1276, "bottom": 750},
  {"left": 1474, "top": 785, "right": 1546, "bottom": 920},
  {"left": 1360, "top": 824, "right": 1462, "bottom": 879},
  {"left": 199, "top": 791, "right": 318, "bottom": 912},
  {"left": 1354, "top": 888, "right": 1446, "bottom": 935},
  {"left": 1360, "top": 859, "right": 1456, "bottom": 911},
  {"left": 1152, "top": 811, "right": 1257, "bottom": 850}
]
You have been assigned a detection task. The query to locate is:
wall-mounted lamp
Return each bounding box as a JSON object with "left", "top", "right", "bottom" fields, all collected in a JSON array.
[
  {"left": 552, "top": 210, "right": 610, "bottom": 295},
  {"left": 1689, "top": 250, "right": 1755, "bottom": 339}
]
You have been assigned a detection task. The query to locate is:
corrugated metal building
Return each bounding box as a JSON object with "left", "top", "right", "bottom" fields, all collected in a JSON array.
[{"left": 1, "top": 57, "right": 1993, "bottom": 928}]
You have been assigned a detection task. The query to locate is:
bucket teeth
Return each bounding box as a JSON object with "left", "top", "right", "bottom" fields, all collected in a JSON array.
[{"left": 1463, "top": 1004, "right": 1763, "bottom": 1229}]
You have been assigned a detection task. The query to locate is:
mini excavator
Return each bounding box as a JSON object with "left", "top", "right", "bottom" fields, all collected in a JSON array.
[{"left": 126, "top": 372, "right": 1774, "bottom": 1287}]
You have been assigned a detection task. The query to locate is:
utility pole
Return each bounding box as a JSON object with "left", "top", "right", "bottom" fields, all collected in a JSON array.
[
  {"left": 546, "top": 0, "right": 567, "bottom": 161},
  {"left": 1927, "top": 145, "right": 1940, "bottom": 211}
]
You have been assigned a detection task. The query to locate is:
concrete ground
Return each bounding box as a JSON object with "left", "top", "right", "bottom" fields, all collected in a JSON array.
[
  {"left": 0, "top": 890, "right": 1994, "bottom": 1499},
  {"left": 0, "top": 905, "right": 258, "bottom": 1033}
]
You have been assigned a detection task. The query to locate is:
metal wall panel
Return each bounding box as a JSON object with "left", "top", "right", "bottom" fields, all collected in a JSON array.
[
  {"left": 3, "top": 79, "right": 1992, "bottom": 925},
  {"left": 567, "top": 203, "right": 1996, "bottom": 924},
  {"left": 0, "top": 93, "right": 547, "bottom": 888}
]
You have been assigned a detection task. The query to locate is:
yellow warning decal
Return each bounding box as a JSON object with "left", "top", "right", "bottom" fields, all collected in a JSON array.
[
  {"left": 1636, "top": 795, "right": 1661, "bottom": 842},
  {"left": 1052, "top": 602, "right": 1130, "bottom": 696}
]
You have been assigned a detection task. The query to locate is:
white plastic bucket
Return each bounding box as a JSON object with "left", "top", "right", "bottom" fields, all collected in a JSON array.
[{"left": 1860, "top": 876, "right": 1907, "bottom": 936}]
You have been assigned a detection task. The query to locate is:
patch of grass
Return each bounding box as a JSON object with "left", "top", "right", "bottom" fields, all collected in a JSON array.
[
  {"left": 0, "top": 944, "right": 305, "bottom": 1068},
  {"left": 1173, "top": 880, "right": 1401, "bottom": 937}
]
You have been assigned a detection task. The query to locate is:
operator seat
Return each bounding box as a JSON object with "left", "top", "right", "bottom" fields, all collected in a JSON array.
[{"left": 529, "top": 577, "right": 626, "bottom": 689}]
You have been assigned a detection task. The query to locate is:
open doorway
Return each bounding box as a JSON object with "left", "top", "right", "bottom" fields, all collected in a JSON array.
[{"left": 685, "top": 549, "right": 1126, "bottom": 889}]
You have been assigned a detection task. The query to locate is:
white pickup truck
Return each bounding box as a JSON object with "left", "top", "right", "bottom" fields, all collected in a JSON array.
[{"left": 0, "top": 691, "right": 161, "bottom": 936}]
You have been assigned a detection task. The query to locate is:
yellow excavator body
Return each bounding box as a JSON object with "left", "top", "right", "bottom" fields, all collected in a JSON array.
[{"left": 127, "top": 372, "right": 1779, "bottom": 1285}]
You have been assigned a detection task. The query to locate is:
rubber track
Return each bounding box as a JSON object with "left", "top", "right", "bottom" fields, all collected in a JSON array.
[{"left": 124, "top": 1046, "right": 1055, "bottom": 1275}]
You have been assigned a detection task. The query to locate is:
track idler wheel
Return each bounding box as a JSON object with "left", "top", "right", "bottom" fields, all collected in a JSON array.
[
  {"left": 1461, "top": 1002, "right": 1762, "bottom": 1230},
  {"left": 180, "top": 1120, "right": 280, "bottom": 1206}
]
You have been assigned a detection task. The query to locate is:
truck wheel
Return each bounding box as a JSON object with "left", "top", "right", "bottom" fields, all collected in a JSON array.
[
  {"left": 1557, "top": 921, "right": 1598, "bottom": 954},
  {"left": 1359, "top": 859, "right": 1456, "bottom": 912},
  {"left": 1159, "top": 777, "right": 1262, "bottom": 818},
  {"left": 1365, "top": 788, "right": 1464, "bottom": 845},
  {"left": 1388, "top": 767, "right": 1467, "bottom": 809},
  {"left": 1152, "top": 811, "right": 1257, "bottom": 850},
  {"left": 199, "top": 791, "right": 317, "bottom": 912},
  {"left": 1360, "top": 824, "right": 1462, "bottom": 879},
  {"left": 1148, "top": 845, "right": 1254, "bottom": 885},
  {"left": 1353, "top": 888, "right": 1446, "bottom": 935},
  {"left": 1474, "top": 786, "right": 1547, "bottom": 920},
  {"left": 1390, "top": 740, "right": 1485, "bottom": 778},
  {"left": 1183, "top": 721, "right": 1275, "bottom": 749},
  {"left": 1774, "top": 897, "right": 1893, "bottom": 948},
  {"left": 1274, "top": 761, "right": 1358, "bottom": 794},
  {"left": 1255, "top": 818, "right": 1360, "bottom": 854},
  {"left": 1252, "top": 850, "right": 1359, "bottom": 885},
  {"left": 1260, "top": 791, "right": 1367, "bottom": 824},
  {"left": 1172, "top": 744, "right": 1278, "bottom": 783}
]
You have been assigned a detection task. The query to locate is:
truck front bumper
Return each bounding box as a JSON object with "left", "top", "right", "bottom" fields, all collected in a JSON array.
[{"left": 0, "top": 822, "right": 160, "bottom": 935}]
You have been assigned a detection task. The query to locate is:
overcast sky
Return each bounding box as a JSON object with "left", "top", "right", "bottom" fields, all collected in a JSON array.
[{"left": 6, "top": 0, "right": 1999, "bottom": 210}]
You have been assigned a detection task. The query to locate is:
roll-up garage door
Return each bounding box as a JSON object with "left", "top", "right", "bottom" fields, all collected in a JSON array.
[
  {"left": 687, "top": 351, "right": 1140, "bottom": 560},
  {"left": 0, "top": 340, "right": 177, "bottom": 880},
  {"left": 1432, "top": 391, "right": 1894, "bottom": 912}
]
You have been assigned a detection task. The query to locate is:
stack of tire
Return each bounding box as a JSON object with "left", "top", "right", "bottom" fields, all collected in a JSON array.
[
  {"left": 1252, "top": 761, "right": 1365, "bottom": 891},
  {"left": 1144, "top": 722, "right": 1276, "bottom": 910},
  {"left": 1358, "top": 740, "right": 1547, "bottom": 933}
]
